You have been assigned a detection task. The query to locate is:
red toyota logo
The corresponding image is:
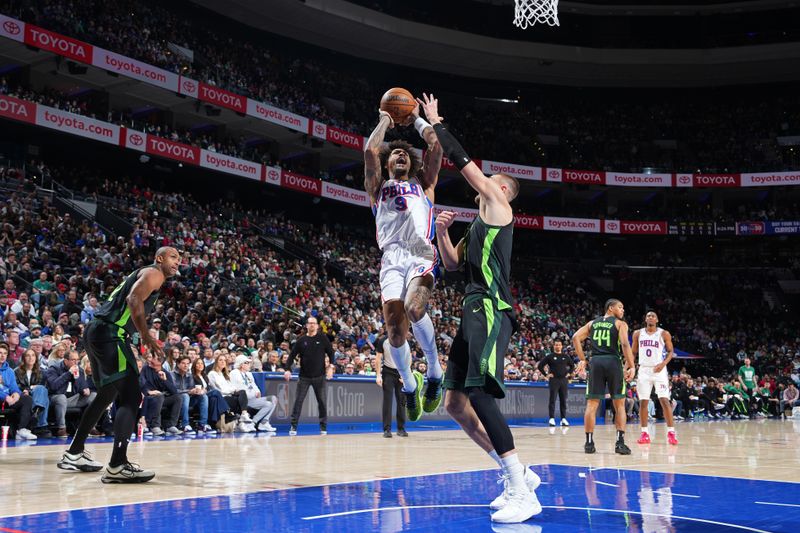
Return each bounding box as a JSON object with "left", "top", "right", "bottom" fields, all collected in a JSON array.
[
  {"left": 314, "top": 124, "right": 325, "bottom": 135},
  {"left": 679, "top": 176, "right": 690, "bottom": 184},
  {"left": 268, "top": 170, "right": 278, "bottom": 180},
  {"left": 548, "top": 169, "right": 560, "bottom": 179},
  {"left": 182, "top": 80, "right": 196, "bottom": 93},
  {"left": 606, "top": 222, "right": 618, "bottom": 231},
  {"left": 129, "top": 134, "right": 144, "bottom": 146},
  {"left": 3, "top": 21, "right": 21, "bottom": 35}
]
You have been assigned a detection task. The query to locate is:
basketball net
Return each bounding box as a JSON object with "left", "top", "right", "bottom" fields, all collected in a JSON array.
[{"left": 514, "top": 0, "right": 559, "bottom": 29}]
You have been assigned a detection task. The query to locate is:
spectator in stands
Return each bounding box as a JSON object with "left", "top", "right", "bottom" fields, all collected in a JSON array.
[
  {"left": 781, "top": 382, "right": 799, "bottom": 418},
  {"left": 173, "top": 355, "right": 210, "bottom": 434},
  {"left": 13, "top": 348, "right": 52, "bottom": 437},
  {"left": 80, "top": 296, "right": 99, "bottom": 324},
  {"left": 140, "top": 352, "right": 184, "bottom": 436},
  {"left": 163, "top": 346, "right": 181, "bottom": 373},
  {"left": 45, "top": 349, "right": 95, "bottom": 437},
  {"left": 3, "top": 329, "right": 24, "bottom": 367},
  {"left": 46, "top": 341, "right": 67, "bottom": 368},
  {"left": 32, "top": 272, "right": 54, "bottom": 307},
  {"left": 0, "top": 343, "right": 37, "bottom": 440},
  {"left": 263, "top": 351, "right": 281, "bottom": 372},
  {"left": 190, "top": 357, "right": 226, "bottom": 433},
  {"left": 207, "top": 354, "right": 253, "bottom": 432},
  {"left": 151, "top": 317, "right": 166, "bottom": 342},
  {"left": 230, "top": 355, "right": 276, "bottom": 432}
]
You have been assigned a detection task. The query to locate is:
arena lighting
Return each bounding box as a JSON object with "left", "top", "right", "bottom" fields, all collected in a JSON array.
[{"left": 475, "top": 97, "right": 519, "bottom": 104}]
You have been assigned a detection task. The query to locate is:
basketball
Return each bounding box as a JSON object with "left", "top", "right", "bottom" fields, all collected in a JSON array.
[{"left": 380, "top": 87, "right": 416, "bottom": 123}]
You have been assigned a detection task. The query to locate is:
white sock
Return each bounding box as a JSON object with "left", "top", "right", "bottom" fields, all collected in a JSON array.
[
  {"left": 500, "top": 453, "right": 526, "bottom": 490},
  {"left": 390, "top": 342, "right": 416, "bottom": 393},
  {"left": 667, "top": 427, "right": 675, "bottom": 433},
  {"left": 641, "top": 427, "right": 649, "bottom": 434},
  {"left": 488, "top": 450, "right": 503, "bottom": 469},
  {"left": 411, "top": 314, "right": 442, "bottom": 380}
]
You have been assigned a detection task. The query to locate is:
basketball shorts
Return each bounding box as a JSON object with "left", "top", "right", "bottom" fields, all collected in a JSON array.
[
  {"left": 443, "top": 296, "right": 513, "bottom": 399},
  {"left": 379, "top": 244, "right": 438, "bottom": 303},
  {"left": 637, "top": 365, "right": 670, "bottom": 399},
  {"left": 83, "top": 320, "right": 139, "bottom": 388},
  {"left": 586, "top": 355, "right": 625, "bottom": 400}
]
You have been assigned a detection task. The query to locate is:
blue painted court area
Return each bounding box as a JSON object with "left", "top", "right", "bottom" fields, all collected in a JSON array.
[{"left": 2, "top": 465, "right": 798, "bottom": 532}]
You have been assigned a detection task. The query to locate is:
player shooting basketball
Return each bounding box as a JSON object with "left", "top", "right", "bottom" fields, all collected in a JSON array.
[{"left": 363, "top": 91, "right": 444, "bottom": 422}]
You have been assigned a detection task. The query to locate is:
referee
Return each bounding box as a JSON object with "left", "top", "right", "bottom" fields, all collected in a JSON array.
[
  {"left": 375, "top": 336, "right": 407, "bottom": 438},
  {"left": 537, "top": 340, "right": 574, "bottom": 427},
  {"left": 284, "top": 317, "right": 334, "bottom": 436}
]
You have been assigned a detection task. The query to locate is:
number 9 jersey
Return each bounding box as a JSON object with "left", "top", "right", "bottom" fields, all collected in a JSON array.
[{"left": 373, "top": 177, "right": 438, "bottom": 302}]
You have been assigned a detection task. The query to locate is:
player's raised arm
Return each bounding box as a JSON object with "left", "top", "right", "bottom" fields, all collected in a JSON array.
[
  {"left": 434, "top": 211, "right": 464, "bottom": 271},
  {"left": 364, "top": 111, "right": 394, "bottom": 204},
  {"left": 412, "top": 101, "right": 442, "bottom": 195},
  {"left": 417, "top": 93, "right": 504, "bottom": 203}
]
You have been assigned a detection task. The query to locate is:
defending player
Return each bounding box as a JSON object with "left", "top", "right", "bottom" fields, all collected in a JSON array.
[
  {"left": 633, "top": 311, "right": 678, "bottom": 445},
  {"left": 420, "top": 93, "right": 541, "bottom": 524},
  {"left": 57, "top": 247, "right": 181, "bottom": 483},
  {"left": 573, "top": 299, "right": 636, "bottom": 455},
  {"left": 364, "top": 100, "right": 444, "bottom": 422}
]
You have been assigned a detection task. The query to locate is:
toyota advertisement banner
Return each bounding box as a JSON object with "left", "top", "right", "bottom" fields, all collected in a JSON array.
[
  {"left": 0, "top": 92, "right": 798, "bottom": 238},
  {"left": 3, "top": 13, "right": 800, "bottom": 191}
]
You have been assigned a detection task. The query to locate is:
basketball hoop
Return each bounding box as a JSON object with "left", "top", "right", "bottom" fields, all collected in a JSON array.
[{"left": 514, "top": 0, "right": 559, "bottom": 29}]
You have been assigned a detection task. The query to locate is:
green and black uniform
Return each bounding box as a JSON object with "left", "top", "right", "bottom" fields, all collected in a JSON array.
[
  {"left": 444, "top": 216, "right": 516, "bottom": 399},
  {"left": 585, "top": 315, "right": 626, "bottom": 400},
  {"left": 86, "top": 266, "right": 159, "bottom": 386},
  {"left": 69, "top": 264, "right": 163, "bottom": 466}
]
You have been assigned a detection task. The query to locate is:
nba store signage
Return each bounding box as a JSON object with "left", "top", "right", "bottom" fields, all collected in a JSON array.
[{"left": 262, "top": 377, "right": 587, "bottom": 423}]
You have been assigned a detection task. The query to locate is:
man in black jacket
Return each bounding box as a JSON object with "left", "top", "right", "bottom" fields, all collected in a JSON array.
[
  {"left": 284, "top": 317, "right": 334, "bottom": 435},
  {"left": 140, "top": 353, "right": 183, "bottom": 436},
  {"left": 537, "top": 340, "right": 574, "bottom": 427}
]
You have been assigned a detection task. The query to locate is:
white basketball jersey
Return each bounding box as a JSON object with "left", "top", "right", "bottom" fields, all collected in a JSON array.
[
  {"left": 373, "top": 177, "right": 434, "bottom": 253},
  {"left": 638, "top": 328, "right": 665, "bottom": 367}
]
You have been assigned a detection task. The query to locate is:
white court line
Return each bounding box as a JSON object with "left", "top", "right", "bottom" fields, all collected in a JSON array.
[
  {"left": 302, "top": 504, "right": 772, "bottom": 531},
  {"left": 593, "top": 480, "right": 619, "bottom": 488},
  {"left": 754, "top": 501, "right": 800, "bottom": 508},
  {"left": 303, "top": 504, "right": 487, "bottom": 519},
  {"left": 654, "top": 490, "right": 699, "bottom": 499},
  {"left": 546, "top": 462, "right": 800, "bottom": 484}
]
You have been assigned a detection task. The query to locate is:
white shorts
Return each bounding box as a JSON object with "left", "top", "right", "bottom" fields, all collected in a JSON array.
[
  {"left": 637, "top": 366, "right": 670, "bottom": 399},
  {"left": 379, "top": 244, "right": 437, "bottom": 303}
]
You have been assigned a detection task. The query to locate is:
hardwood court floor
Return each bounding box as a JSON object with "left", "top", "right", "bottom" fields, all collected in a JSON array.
[{"left": 0, "top": 419, "right": 798, "bottom": 521}]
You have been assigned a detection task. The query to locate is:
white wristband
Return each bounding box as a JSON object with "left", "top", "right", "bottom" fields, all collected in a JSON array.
[{"left": 414, "top": 117, "right": 431, "bottom": 137}]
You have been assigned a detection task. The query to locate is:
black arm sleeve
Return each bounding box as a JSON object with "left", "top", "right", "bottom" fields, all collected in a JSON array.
[{"left": 432, "top": 123, "right": 471, "bottom": 170}]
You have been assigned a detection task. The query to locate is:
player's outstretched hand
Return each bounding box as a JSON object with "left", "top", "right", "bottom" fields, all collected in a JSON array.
[
  {"left": 417, "top": 93, "right": 443, "bottom": 125},
  {"left": 435, "top": 211, "right": 457, "bottom": 232},
  {"left": 378, "top": 109, "right": 395, "bottom": 129}
]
